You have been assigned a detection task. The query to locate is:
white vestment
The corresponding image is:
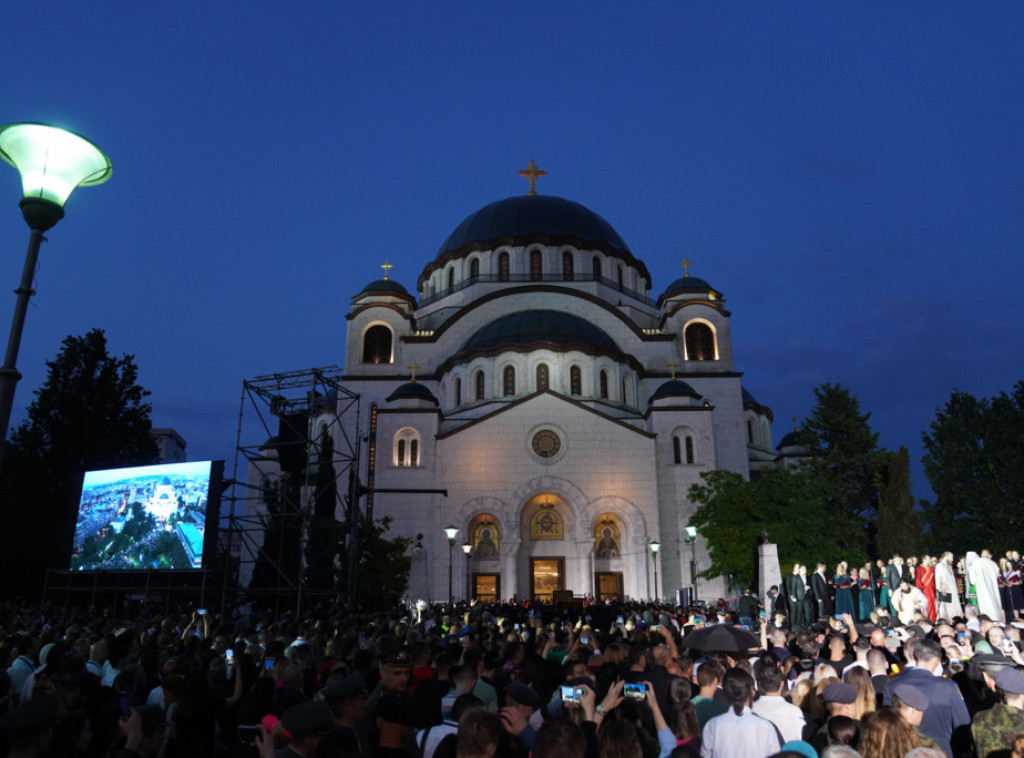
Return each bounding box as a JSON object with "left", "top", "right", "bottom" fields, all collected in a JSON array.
[
  {"left": 969, "top": 554, "right": 1004, "bottom": 622},
  {"left": 935, "top": 560, "right": 963, "bottom": 620}
]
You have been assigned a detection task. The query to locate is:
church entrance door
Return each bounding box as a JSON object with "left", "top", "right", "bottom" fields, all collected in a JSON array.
[
  {"left": 530, "top": 557, "right": 564, "bottom": 601},
  {"left": 473, "top": 573, "right": 500, "bottom": 602},
  {"left": 595, "top": 572, "right": 623, "bottom": 601}
]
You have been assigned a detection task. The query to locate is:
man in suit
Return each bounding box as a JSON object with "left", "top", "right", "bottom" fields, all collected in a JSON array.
[
  {"left": 811, "top": 562, "right": 834, "bottom": 620},
  {"left": 882, "top": 638, "right": 971, "bottom": 757},
  {"left": 887, "top": 556, "right": 904, "bottom": 598},
  {"left": 786, "top": 564, "right": 808, "bottom": 632}
]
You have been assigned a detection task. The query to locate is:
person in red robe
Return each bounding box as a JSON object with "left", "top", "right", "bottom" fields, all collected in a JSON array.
[{"left": 916, "top": 554, "right": 937, "bottom": 621}]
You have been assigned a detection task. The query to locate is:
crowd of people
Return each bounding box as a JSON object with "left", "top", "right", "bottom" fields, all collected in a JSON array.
[{"left": 0, "top": 548, "right": 1021, "bottom": 758}]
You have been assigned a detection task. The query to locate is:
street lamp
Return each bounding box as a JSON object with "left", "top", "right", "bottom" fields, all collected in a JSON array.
[
  {"left": 649, "top": 540, "right": 661, "bottom": 601},
  {"left": 443, "top": 525, "right": 460, "bottom": 605},
  {"left": 684, "top": 526, "right": 698, "bottom": 604},
  {"left": 461, "top": 543, "right": 472, "bottom": 601},
  {"left": 0, "top": 123, "right": 112, "bottom": 459}
]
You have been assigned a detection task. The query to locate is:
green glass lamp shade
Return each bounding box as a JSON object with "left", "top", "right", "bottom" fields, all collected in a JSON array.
[{"left": 0, "top": 122, "right": 111, "bottom": 208}]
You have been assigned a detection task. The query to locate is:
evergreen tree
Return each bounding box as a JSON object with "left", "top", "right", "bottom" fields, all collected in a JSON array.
[
  {"left": 0, "top": 329, "right": 158, "bottom": 593},
  {"left": 922, "top": 382, "right": 1024, "bottom": 555},
  {"left": 800, "top": 382, "right": 883, "bottom": 555},
  {"left": 876, "top": 446, "right": 920, "bottom": 558}
]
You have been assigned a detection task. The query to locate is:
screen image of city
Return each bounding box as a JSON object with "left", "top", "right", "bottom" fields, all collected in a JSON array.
[{"left": 70, "top": 461, "right": 218, "bottom": 571}]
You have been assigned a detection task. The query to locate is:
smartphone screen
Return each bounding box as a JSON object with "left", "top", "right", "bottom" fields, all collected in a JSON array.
[
  {"left": 238, "top": 725, "right": 259, "bottom": 744},
  {"left": 119, "top": 695, "right": 130, "bottom": 718},
  {"left": 623, "top": 683, "right": 646, "bottom": 700},
  {"left": 225, "top": 649, "right": 234, "bottom": 664},
  {"left": 197, "top": 608, "right": 207, "bottom": 615},
  {"left": 560, "top": 685, "right": 579, "bottom": 704},
  {"left": 265, "top": 657, "right": 275, "bottom": 671}
]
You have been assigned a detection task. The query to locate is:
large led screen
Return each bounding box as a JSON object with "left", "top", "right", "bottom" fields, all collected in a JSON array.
[{"left": 70, "top": 460, "right": 223, "bottom": 571}]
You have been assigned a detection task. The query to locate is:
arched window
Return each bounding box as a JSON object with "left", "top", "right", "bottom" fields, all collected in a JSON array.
[
  {"left": 536, "top": 363, "right": 549, "bottom": 391},
  {"left": 475, "top": 370, "right": 485, "bottom": 400},
  {"left": 592, "top": 255, "right": 602, "bottom": 279},
  {"left": 362, "top": 325, "right": 393, "bottom": 364},
  {"left": 599, "top": 370, "right": 609, "bottom": 399},
  {"left": 394, "top": 428, "right": 420, "bottom": 467},
  {"left": 673, "top": 436, "right": 682, "bottom": 464},
  {"left": 570, "top": 366, "right": 582, "bottom": 396},
  {"left": 747, "top": 419, "right": 754, "bottom": 444},
  {"left": 498, "top": 252, "right": 510, "bottom": 282},
  {"left": 469, "top": 258, "right": 480, "bottom": 281},
  {"left": 530, "top": 250, "right": 543, "bottom": 281},
  {"left": 685, "top": 436, "right": 695, "bottom": 464},
  {"left": 453, "top": 377, "right": 461, "bottom": 406},
  {"left": 562, "top": 252, "right": 574, "bottom": 280},
  {"left": 684, "top": 322, "right": 716, "bottom": 361},
  {"left": 617, "top": 266, "right": 624, "bottom": 291},
  {"left": 446, "top": 268, "right": 455, "bottom": 291},
  {"left": 503, "top": 366, "right": 516, "bottom": 396}
]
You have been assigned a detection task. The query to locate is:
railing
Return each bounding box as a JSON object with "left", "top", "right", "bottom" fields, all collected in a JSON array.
[{"left": 418, "top": 273, "right": 657, "bottom": 308}]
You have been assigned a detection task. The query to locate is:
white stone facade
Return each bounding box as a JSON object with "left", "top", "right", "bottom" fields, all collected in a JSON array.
[{"left": 297, "top": 193, "right": 774, "bottom": 604}]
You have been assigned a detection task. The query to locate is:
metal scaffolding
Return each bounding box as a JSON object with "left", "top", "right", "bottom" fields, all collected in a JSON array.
[{"left": 218, "top": 366, "right": 361, "bottom": 614}]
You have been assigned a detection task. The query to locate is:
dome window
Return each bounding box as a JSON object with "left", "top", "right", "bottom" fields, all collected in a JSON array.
[
  {"left": 475, "top": 370, "right": 485, "bottom": 401},
  {"left": 562, "top": 251, "right": 574, "bottom": 279},
  {"left": 536, "top": 363, "right": 549, "bottom": 391},
  {"left": 469, "top": 258, "right": 480, "bottom": 281},
  {"left": 503, "top": 366, "right": 516, "bottom": 396},
  {"left": 498, "top": 252, "right": 511, "bottom": 282},
  {"left": 362, "top": 324, "right": 393, "bottom": 364},
  {"left": 570, "top": 366, "right": 582, "bottom": 396},
  {"left": 684, "top": 321, "right": 717, "bottom": 361},
  {"left": 394, "top": 428, "right": 420, "bottom": 467},
  {"left": 599, "top": 370, "right": 609, "bottom": 399},
  {"left": 530, "top": 249, "right": 543, "bottom": 281},
  {"left": 454, "top": 377, "right": 461, "bottom": 406}
]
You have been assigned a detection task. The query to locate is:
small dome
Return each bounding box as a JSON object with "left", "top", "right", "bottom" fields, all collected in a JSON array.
[
  {"left": 356, "top": 279, "right": 413, "bottom": 298},
  {"left": 462, "top": 310, "right": 617, "bottom": 352},
  {"left": 439, "top": 194, "right": 629, "bottom": 256},
  {"left": 649, "top": 380, "right": 702, "bottom": 404},
  {"left": 776, "top": 430, "right": 803, "bottom": 450},
  {"left": 658, "top": 276, "right": 722, "bottom": 305},
  {"left": 386, "top": 382, "right": 438, "bottom": 405}
]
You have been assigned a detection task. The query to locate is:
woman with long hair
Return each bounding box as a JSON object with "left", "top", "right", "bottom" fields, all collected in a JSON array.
[
  {"left": 834, "top": 562, "right": 854, "bottom": 616},
  {"left": 860, "top": 708, "right": 926, "bottom": 758},
  {"left": 844, "top": 666, "right": 876, "bottom": 720}
]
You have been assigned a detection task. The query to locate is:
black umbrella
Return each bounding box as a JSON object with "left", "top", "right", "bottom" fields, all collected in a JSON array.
[{"left": 680, "top": 624, "right": 759, "bottom": 653}]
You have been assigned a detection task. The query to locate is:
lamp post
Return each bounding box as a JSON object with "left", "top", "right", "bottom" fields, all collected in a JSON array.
[
  {"left": 684, "top": 526, "right": 698, "bottom": 604},
  {"left": 443, "top": 525, "right": 459, "bottom": 606},
  {"left": 461, "top": 543, "right": 472, "bottom": 602},
  {"left": 0, "top": 123, "right": 111, "bottom": 461},
  {"left": 649, "top": 540, "right": 661, "bottom": 601}
]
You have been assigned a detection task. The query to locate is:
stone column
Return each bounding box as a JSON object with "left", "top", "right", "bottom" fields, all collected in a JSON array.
[
  {"left": 758, "top": 541, "right": 783, "bottom": 612},
  {"left": 504, "top": 539, "right": 521, "bottom": 600}
]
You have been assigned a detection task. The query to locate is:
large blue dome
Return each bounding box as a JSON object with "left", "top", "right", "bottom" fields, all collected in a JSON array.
[{"left": 438, "top": 195, "right": 630, "bottom": 255}]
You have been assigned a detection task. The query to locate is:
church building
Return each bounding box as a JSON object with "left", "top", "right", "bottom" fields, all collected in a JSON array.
[{"left": 266, "top": 163, "right": 775, "bottom": 604}]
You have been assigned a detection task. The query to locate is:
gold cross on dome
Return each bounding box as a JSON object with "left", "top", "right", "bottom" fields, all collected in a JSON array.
[
  {"left": 381, "top": 260, "right": 394, "bottom": 280},
  {"left": 408, "top": 362, "right": 420, "bottom": 382},
  {"left": 680, "top": 258, "right": 692, "bottom": 277},
  {"left": 518, "top": 159, "right": 547, "bottom": 196},
  {"left": 668, "top": 360, "right": 678, "bottom": 380}
]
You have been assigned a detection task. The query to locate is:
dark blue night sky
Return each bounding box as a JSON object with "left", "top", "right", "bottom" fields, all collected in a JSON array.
[{"left": 2, "top": 4, "right": 1022, "bottom": 499}]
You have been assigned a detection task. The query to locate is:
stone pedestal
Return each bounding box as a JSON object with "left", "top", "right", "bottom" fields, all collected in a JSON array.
[{"left": 758, "top": 542, "right": 782, "bottom": 612}]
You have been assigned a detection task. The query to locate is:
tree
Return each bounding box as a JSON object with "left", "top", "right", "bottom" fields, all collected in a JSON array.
[
  {"left": 922, "top": 382, "right": 1024, "bottom": 555},
  {"left": 876, "top": 446, "right": 920, "bottom": 558},
  {"left": 338, "top": 514, "right": 411, "bottom": 609},
  {"left": 800, "top": 382, "right": 883, "bottom": 555},
  {"left": 0, "top": 329, "right": 159, "bottom": 593},
  {"left": 688, "top": 468, "right": 853, "bottom": 590}
]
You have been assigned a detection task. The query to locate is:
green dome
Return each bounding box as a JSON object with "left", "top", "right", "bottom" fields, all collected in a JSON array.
[
  {"left": 462, "top": 310, "right": 617, "bottom": 352},
  {"left": 439, "top": 194, "right": 629, "bottom": 256}
]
